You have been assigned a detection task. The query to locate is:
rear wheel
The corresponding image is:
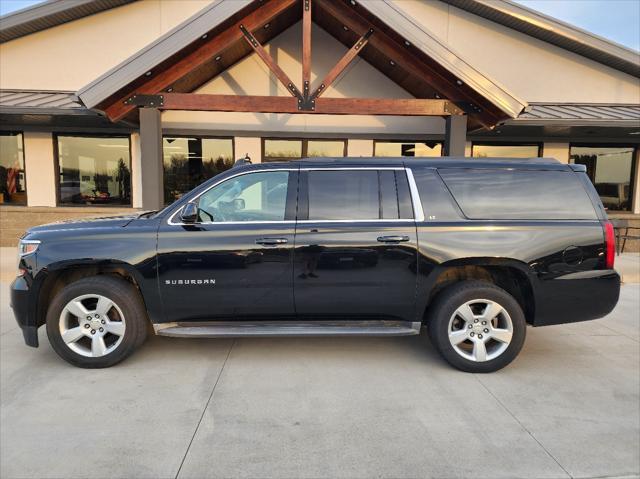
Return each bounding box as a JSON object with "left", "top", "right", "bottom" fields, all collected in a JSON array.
[
  {"left": 427, "top": 281, "right": 526, "bottom": 373},
  {"left": 46, "top": 276, "right": 148, "bottom": 368}
]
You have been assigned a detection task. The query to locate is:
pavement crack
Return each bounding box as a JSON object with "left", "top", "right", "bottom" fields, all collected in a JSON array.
[
  {"left": 174, "top": 338, "right": 235, "bottom": 479},
  {"left": 474, "top": 374, "right": 574, "bottom": 479}
]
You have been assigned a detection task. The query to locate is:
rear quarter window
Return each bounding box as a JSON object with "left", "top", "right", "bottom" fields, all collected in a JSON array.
[{"left": 438, "top": 169, "right": 598, "bottom": 220}]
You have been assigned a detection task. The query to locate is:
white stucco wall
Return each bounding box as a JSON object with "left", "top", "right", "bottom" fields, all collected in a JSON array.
[
  {"left": 234, "top": 137, "right": 262, "bottom": 163},
  {"left": 23, "top": 132, "right": 56, "bottom": 207},
  {"left": 542, "top": 143, "right": 570, "bottom": 164},
  {"left": 0, "top": 0, "right": 213, "bottom": 90},
  {"left": 391, "top": 0, "right": 640, "bottom": 104}
]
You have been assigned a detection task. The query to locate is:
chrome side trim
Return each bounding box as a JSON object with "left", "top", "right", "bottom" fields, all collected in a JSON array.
[
  {"left": 405, "top": 168, "right": 425, "bottom": 222},
  {"left": 300, "top": 167, "right": 404, "bottom": 171},
  {"left": 154, "top": 320, "right": 421, "bottom": 338},
  {"left": 296, "top": 219, "right": 413, "bottom": 224},
  {"left": 167, "top": 166, "right": 408, "bottom": 226},
  {"left": 153, "top": 322, "right": 178, "bottom": 333}
]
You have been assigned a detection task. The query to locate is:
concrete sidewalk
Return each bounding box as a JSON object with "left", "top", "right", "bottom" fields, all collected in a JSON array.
[{"left": 1, "top": 255, "right": 639, "bottom": 478}]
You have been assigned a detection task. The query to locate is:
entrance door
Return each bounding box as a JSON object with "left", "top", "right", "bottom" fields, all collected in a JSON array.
[
  {"left": 157, "top": 168, "right": 298, "bottom": 322},
  {"left": 293, "top": 168, "right": 418, "bottom": 321}
]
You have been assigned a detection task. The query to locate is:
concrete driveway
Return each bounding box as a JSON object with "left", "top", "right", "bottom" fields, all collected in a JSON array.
[{"left": 1, "top": 250, "right": 638, "bottom": 479}]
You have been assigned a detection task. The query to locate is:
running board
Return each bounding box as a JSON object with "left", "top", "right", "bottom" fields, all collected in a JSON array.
[{"left": 154, "top": 320, "right": 422, "bottom": 338}]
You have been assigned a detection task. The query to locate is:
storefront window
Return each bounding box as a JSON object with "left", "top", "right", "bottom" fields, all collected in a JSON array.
[
  {"left": 570, "top": 146, "right": 636, "bottom": 212},
  {"left": 57, "top": 135, "right": 131, "bottom": 206},
  {"left": 0, "top": 132, "right": 27, "bottom": 205},
  {"left": 374, "top": 141, "right": 442, "bottom": 157},
  {"left": 163, "top": 137, "right": 233, "bottom": 204},
  {"left": 263, "top": 138, "right": 346, "bottom": 162},
  {"left": 472, "top": 143, "right": 540, "bottom": 158}
]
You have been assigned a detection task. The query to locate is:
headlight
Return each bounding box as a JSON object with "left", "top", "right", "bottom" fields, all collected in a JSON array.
[{"left": 18, "top": 239, "right": 40, "bottom": 257}]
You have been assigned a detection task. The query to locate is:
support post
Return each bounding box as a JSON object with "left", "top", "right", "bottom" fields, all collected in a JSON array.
[
  {"left": 443, "top": 115, "right": 467, "bottom": 157},
  {"left": 139, "top": 108, "right": 164, "bottom": 210}
]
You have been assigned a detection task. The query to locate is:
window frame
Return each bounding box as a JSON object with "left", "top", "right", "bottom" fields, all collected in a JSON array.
[
  {"left": 54, "top": 133, "right": 133, "bottom": 207},
  {"left": 297, "top": 167, "right": 419, "bottom": 223},
  {"left": 167, "top": 167, "right": 424, "bottom": 226},
  {"left": 168, "top": 168, "right": 299, "bottom": 226},
  {"left": 162, "top": 135, "right": 235, "bottom": 205},
  {"left": 373, "top": 139, "right": 443, "bottom": 157},
  {"left": 0, "top": 131, "right": 28, "bottom": 206},
  {"left": 569, "top": 143, "right": 638, "bottom": 213},
  {"left": 471, "top": 141, "right": 543, "bottom": 158},
  {"left": 262, "top": 138, "right": 347, "bottom": 162}
]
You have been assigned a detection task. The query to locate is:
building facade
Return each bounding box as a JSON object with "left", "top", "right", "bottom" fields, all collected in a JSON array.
[{"left": 1, "top": 0, "right": 639, "bottom": 247}]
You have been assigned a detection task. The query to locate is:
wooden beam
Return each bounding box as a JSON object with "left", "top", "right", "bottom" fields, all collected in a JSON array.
[
  {"left": 315, "top": 0, "right": 502, "bottom": 127},
  {"left": 302, "top": 0, "right": 312, "bottom": 94},
  {"left": 160, "top": 93, "right": 463, "bottom": 116},
  {"left": 104, "top": 0, "right": 297, "bottom": 122},
  {"left": 240, "top": 24, "right": 303, "bottom": 99},
  {"left": 162, "top": 93, "right": 298, "bottom": 113},
  {"left": 310, "top": 28, "right": 373, "bottom": 100}
]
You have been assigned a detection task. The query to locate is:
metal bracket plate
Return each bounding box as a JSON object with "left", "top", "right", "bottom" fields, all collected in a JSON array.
[{"left": 124, "top": 94, "right": 164, "bottom": 108}]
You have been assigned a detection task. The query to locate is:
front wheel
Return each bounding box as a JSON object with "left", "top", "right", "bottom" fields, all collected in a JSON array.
[
  {"left": 46, "top": 275, "right": 148, "bottom": 368},
  {"left": 427, "top": 281, "right": 526, "bottom": 373}
]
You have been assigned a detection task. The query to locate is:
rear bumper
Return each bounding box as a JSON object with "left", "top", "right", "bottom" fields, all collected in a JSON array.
[
  {"left": 533, "top": 270, "right": 620, "bottom": 326},
  {"left": 10, "top": 276, "right": 39, "bottom": 347}
]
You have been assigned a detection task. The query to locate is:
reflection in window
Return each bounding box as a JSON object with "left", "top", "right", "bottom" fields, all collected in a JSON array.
[
  {"left": 198, "top": 171, "right": 289, "bottom": 222},
  {"left": 263, "top": 139, "right": 346, "bottom": 161},
  {"left": 263, "top": 139, "right": 302, "bottom": 162},
  {"left": 163, "top": 137, "right": 233, "bottom": 204},
  {"left": 0, "top": 132, "right": 26, "bottom": 205},
  {"left": 570, "top": 146, "right": 636, "bottom": 212},
  {"left": 472, "top": 144, "right": 540, "bottom": 158},
  {"left": 308, "top": 170, "right": 379, "bottom": 220},
  {"left": 57, "top": 136, "right": 131, "bottom": 206},
  {"left": 374, "top": 141, "right": 442, "bottom": 157},
  {"left": 306, "top": 140, "right": 345, "bottom": 157}
]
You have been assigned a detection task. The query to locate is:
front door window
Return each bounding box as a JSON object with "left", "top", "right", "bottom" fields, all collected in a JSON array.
[{"left": 197, "top": 171, "right": 290, "bottom": 222}]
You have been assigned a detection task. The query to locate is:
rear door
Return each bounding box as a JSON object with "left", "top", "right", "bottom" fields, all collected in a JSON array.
[{"left": 293, "top": 167, "right": 419, "bottom": 321}]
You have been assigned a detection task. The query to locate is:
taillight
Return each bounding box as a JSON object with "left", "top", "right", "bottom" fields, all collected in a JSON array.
[{"left": 603, "top": 220, "right": 615, "bottom": 269}]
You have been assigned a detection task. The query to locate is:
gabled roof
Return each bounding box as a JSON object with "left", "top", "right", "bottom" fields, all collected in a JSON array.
[
  {"left": 77, "top": 0, "right": 526, "bottom": 125},
  {"left": 0, "top": 0, "right": 135, "bottom": 43},
  {"left": 442, "top": 0, "right": 640, "bottom": 78},
  {"left": 77, "top": 0, "right": 253, "bottom": 110}
]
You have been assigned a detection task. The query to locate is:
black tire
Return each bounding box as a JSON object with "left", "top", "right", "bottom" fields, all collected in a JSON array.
[
  {"left": 46, "top": 275, "right": 148, "bottom": 368},
  {"left": 427, "top": 281, "right": 526, "bottom": 373}
]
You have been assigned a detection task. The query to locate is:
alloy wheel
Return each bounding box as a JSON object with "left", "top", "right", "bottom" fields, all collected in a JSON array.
[
  {"left": 58, "top": 294, "right": 126, "bottom": 358},
  {"left": 447, "top": 299, "right": 513, "bottom": 362}
]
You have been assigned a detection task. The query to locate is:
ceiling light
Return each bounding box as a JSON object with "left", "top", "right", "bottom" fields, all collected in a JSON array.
[
  {"left": 215, "top": 55, "right": 222, "bottom": 61},
  {"left": 201, "top": 34, "right": 208, "bottom": 39},
  {"left": 145, "top": 71, "right": 152, "bottom": 76},
  {"left": 264, "top": 23, "right": 270, "bottom": 29},
  {"left": 389, "top": 60, "right": 396, "bottom": 66}
]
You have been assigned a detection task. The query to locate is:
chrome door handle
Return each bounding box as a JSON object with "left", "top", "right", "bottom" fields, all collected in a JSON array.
[
  {"left": 255, "top": 238, "right": 288, "bottom": 246},
  {"left": 377, "top": 235, "right": 410, "bottom": 243}
]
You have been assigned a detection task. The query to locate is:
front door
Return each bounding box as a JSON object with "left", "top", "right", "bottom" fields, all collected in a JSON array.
[
  {"left": 157, "top": 168, "right": 298, "bottom": 322},
  {"left": 293, "top": 168, "right": 418, "bottom": 321}
]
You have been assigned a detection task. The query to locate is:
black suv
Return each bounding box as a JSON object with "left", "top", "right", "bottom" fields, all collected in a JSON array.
[{"left": 10, "top": 158, "right": 620, "bottom": 372}]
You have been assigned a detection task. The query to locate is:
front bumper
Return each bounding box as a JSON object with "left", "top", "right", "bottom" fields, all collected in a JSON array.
[{"left": 10, "top": 275, "right": 38, "bottom": 347}]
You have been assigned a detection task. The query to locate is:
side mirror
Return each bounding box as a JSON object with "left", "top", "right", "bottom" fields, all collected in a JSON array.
[
  {"left": 180, "top": 203, "right": 199, "bottom": 224},
  {"left": 233, "top": 198, "right": 245, "bottom": 211}
]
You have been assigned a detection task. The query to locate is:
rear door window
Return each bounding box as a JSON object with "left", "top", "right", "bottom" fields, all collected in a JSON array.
[
  {"left": 439, "top": 169, "right": 597, "bottom": 220},
  {"left": 307, "top": 170, "right": 379, "bottom": 220}
]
